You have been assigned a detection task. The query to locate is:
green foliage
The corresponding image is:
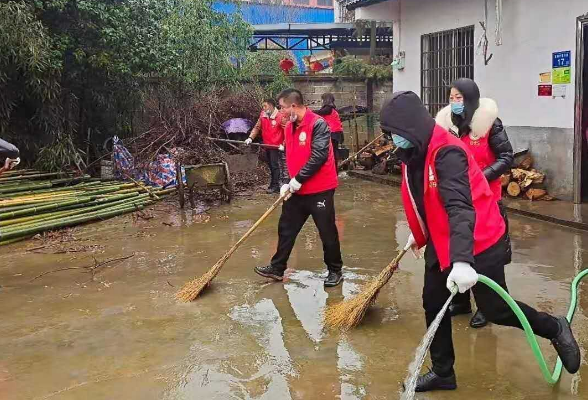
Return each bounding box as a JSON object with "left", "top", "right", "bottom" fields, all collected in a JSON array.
[
  {"left": 35, "top": 133, "right": 86, "bottom": 172},
  {"left": 333, "top": 56, "right": 393, "bottom": 83},
  {"left": 1, "top": 0, "right": 254, "bottom": 164},
  {"left": 240, "top": 51, "right": 298, "bottom": 97},
  {"left": 0, "top": 1, "right": 60, "bottom": 134}
]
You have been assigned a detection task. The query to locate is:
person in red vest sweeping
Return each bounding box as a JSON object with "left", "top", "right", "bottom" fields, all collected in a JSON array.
[
  {"left": 435, "top": 78, "right": 514, "bottom": 329},
  {"left": 246, "top": 98, "right": 287, "bottom": 193},
  {"left": 380, "top": 91, "right": 580, "bottom": 393},
  {"left": 254, "top": 89, "right": 343, "bottom": 287},
  {"left": 315, "top": 93, "right": 344, "bottom": 166}
]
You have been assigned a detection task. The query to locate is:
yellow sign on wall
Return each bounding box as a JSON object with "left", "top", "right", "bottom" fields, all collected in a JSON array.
[{"left": 552, "top": 67, "right": 571, "bottom": 84}]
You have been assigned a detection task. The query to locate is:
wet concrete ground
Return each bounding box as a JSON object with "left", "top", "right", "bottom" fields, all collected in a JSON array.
[{"left": 1, "top": 176, "right": 587, "bottom": 400}]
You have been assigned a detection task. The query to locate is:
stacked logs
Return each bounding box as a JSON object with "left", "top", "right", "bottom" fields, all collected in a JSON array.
[{"left": 501, "top": 155, "right": 554, "bottom": 201}]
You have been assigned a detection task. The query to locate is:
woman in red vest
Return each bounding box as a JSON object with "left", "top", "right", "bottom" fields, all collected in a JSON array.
[
  {"left": 315, "top": 93, "right": 344, "bottom": 165},
  {"left": 435, "top": 78, "right": 514, "bottom": 329},
  {"left": 380, "top": 91, "right": 579, "bottom": 393},
  {"left": 246, "top": 98, "right": 287, "bottom": 193},
  {"left": 254, "top": 89, "right": 343, "bottom": 287}
]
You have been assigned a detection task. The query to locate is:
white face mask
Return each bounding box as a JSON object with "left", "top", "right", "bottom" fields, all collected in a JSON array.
[{"left": 289, "top": 110, "right": 297, "bottom": 122}]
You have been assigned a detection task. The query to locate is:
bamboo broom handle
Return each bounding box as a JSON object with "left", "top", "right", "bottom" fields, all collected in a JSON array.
[
  {"left": 220, "top": 192, "right": 290, "bottom": 260},
  {"left": 338, "top": 133, "right": 385, "bottom": 168}
]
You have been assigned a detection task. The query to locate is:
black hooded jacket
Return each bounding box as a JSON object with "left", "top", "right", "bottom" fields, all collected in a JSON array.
[{"left": 380, "top": 92, "right": 475, "bottom": 266}]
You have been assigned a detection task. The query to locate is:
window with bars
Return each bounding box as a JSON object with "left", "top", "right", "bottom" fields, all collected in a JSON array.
[{"left": 421, "top": 26, "right": 475, "bottom": 116}]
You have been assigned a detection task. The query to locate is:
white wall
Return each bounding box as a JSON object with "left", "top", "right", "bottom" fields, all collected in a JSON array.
[
  {"left": 358, "top": 0, "right": 587, "bottom": 129},
  {"left": 355, "top": 0, "right": 588, "bottom": 199}
]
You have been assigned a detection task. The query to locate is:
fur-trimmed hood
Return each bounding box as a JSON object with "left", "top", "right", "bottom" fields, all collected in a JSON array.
[{"left": 435, "top": 98, "right": 498, "bottom": 140}]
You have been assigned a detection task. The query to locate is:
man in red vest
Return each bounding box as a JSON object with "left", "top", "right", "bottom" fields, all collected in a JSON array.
[
  {"left": 246, "top": 98, "right": 287, "bottom": 193},
  {"left": 380, "top": 92, "right": 580, "bottom": 392},
  {"left": 254, "top": 89, "right": 343, "bottom": 287}
]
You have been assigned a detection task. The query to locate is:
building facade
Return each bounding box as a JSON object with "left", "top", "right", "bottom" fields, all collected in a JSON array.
[
  {"left": 215, "top": 1, "right": 335, "bottom": 71},
  {"left": 347, "top": 0, "right": 588, "bottom": 201}
]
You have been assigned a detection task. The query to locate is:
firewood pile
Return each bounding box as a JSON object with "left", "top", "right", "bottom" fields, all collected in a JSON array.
[{"left": 501, "top": 154, "right": 555, "bottom": 201}]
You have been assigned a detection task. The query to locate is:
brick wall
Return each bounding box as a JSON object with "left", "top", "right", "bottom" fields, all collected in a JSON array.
[{"left": 289, "top": 75, "right": 393, "bottom": 111}]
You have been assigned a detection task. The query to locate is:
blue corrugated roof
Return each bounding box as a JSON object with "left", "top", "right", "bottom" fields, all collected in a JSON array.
[{"left": 213, "top": 2, "right": 334, "bottom": 70}]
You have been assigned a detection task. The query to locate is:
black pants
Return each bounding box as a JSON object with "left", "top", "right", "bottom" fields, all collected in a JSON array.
[
  {"left": 452, "top": 200, "right": 512, "bottom": 308},
  {"left": 424, "top": 237, "right": 560, "bottom": 377},
  {"left": 331, "top": 132, "right": 343, "bottom": 166},
  {"left": 266, "top": 149, "right": 281, "bottom": 189},
  {"left": 271, "top": 189, "right": 343, "bottom": 273}
]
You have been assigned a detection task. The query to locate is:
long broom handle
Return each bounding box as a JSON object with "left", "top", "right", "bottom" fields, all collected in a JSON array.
[
  {"left": 221, "top": 192, "right": 290, "bottom": 260},
  {"left": 206, "top": 137, "right": 280, "bottom": 150},
  {"left": 338, "top": 133, "right": 385, "bottom": 168}
]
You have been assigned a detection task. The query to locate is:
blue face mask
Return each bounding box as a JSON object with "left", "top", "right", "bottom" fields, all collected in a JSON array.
[
  {"left": 451, "top": 102, "right": 465, "bottom": 115},
  {"left": 392, "top": 134, "right": 414, "bottom": 149}
]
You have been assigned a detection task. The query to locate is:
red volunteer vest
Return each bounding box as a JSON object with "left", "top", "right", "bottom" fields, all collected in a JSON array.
[
  {"left": 401, "top": 125, "right": 505, "bottom": 270},
  {"left": 461, "top": 134, "right": 502, "bottom": 202},
  {"left": 260, "top": 111, "right": 285, "bottom": 146},
  {"left": 285, "top": 110, "right": 338, "bottom": 195},
  {"left": 322, "top": 109, "right": 343, "bottom": 134}
]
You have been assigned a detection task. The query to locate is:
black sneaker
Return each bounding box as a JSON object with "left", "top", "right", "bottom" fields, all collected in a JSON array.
[
  {"left": 254, "top": 265, "right": 284, "bottom": 281},
  {"left": 469, "top": 310, "right": 488, "bottom": 329},
  {"left": 415, "top": 370, "right": 457, "bottom": 392},
  {"left": 551, "top": 317, "right": 581, "bottom": 374},
  {"left": 265, "top": 187, "right": 279, "bottom": 194},
  {"left": 449, "top": 303, "right": 472, "bottom": 317},
  {"left": 324, "top": 271, "right": 343, "bottom": 287}
]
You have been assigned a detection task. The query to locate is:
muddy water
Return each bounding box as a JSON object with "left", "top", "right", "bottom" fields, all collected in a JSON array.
[{"left": 0, "top": 176, "right": 587, "bottom": 400}]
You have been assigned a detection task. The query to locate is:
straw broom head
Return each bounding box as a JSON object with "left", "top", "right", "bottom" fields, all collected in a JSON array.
[
  {"left": 175, "top": 255, "right": 227, "bottom": 302},
  {"left": 324, "top": 249, "right": 407, "bottom": 331},
  {"left": 175, "top": 193, "right": 288, "bottom": 303}
]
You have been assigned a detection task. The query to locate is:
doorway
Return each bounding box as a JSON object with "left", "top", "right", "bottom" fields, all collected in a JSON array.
[{"left": 575, "top": 15, "right": 588, "bottom": 203}]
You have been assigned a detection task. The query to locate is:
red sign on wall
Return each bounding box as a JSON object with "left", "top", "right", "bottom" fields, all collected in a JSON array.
[{"left": 538, "top": 84, "right": 553, "bottom": 97}]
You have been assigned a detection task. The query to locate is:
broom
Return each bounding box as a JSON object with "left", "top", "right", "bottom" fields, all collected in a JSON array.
[
  {"left": 176, "top": 192, "right": 290, "bottom": 302},
  {"left": 337, "top": 133, "right": 385, "bottom": 169},
  {"left": 324, "top": 246, "right": 409, "bottom": 331}
]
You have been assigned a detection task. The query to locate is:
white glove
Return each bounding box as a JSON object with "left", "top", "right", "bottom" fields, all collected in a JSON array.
[
  {"left": 280, "top": 184, "right": 291, "bottom": 198},
  {"left": 404, "top": 233, "right": 422, "bottom": 259},
  {"left": 278, "top": 144, "right": 284, "bottom": 152},
  {"left": 244, "top": 138, "right": 253, "bottom": 146},
  {"left": 447, "top": 262, "right": 478, "bottom": 294},
  {"left": 288, "top": 178, "right": 302, "bottom": 193}
]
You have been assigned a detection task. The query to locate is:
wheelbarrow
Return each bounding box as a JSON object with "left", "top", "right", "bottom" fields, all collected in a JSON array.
[{"left": 184, "top": 162, "right": 232, "bottom": 208}]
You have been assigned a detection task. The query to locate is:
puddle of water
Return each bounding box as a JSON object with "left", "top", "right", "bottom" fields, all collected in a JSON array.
[{"left": 0, "top": 179, "right": 587, "bottom": 399}]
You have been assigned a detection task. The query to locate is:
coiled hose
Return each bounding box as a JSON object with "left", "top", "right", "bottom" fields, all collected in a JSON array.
[{"left": 478, "top": 270, "right": 588, "bottom": 384}]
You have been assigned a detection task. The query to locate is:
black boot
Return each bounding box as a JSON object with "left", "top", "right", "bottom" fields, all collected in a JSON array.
[
  {"left": 449, "top": 303, "right": 472, "bottom": 316},
  {"left": 469, "top": 310, "right": 488, "bottom": 328},
  {"left": 414, "top": 370, "right": 457, "bottom": 392},
  {"left": 324, "top": 271, "right": 343, "bottom": 287},
  {"left": 551, "top": 317, "right": 581, "bottom": 374},
  {"left": 254, "top": 265, "right": 284, "bottom": 281},
  {"left": 265, "top": 186, "right": 279, "bottom": 194}
]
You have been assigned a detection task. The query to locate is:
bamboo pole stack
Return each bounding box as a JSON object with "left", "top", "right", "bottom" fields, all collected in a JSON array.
[{"left": 0, "top": 170, "right": 176, "bottom": 245}]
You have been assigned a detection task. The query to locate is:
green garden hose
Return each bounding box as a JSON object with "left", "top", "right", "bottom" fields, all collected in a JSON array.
[{"left": 478, "top": 270, "right": 588, "bottom": 384}]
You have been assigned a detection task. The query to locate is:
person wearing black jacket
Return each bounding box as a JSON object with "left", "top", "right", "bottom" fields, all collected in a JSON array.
[
  {"left": 315, "top": 93, "right": 344, "bottom": 164},
  {"left": 381, "top": 91, "right": 580, "bottom": 392},
  {"left": 435, "top": 78, "right": 514, "bottom": 329},
  {"left": 254, "top": 89, "right": 343, "bottom": 287}
]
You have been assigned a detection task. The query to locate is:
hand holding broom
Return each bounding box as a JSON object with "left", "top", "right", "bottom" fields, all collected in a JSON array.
[
  {"left": 323, "top": 243, "right": 410, "bottom": 331},
  {"left": 176, "top": 191, "right": 291, "bottom": 302}
]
